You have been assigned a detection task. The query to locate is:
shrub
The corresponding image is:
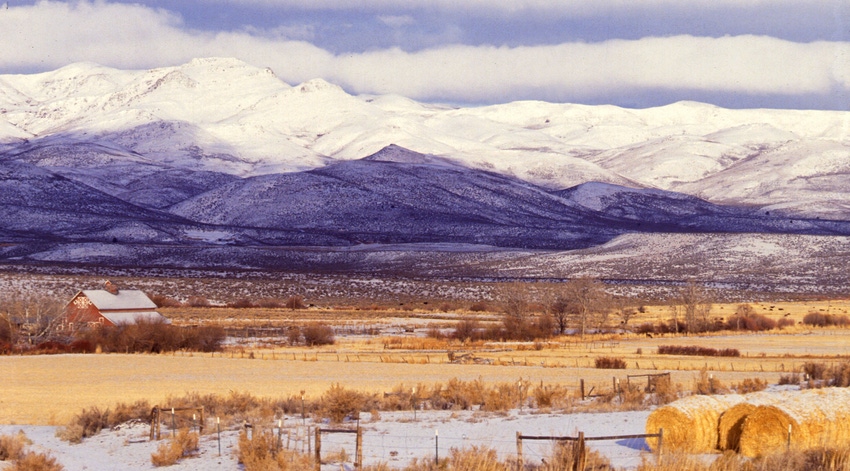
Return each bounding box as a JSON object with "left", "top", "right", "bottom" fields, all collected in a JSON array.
[
  {"left": 76, "top": 321, "right": 224, "bottom": 353},
  {"left": 778, "top": 372, "right": 801, "bottom": 385},
  {"left": 238, "top": 429, "right": 313, "bottom": 471},
  {"left": 56, "top": 406, "right": 110, "bottom": 443},
  {"left": 285, "top": 296, "right": 305, "bottom": 310},
  {"left": 534, "top": 441, "right": 611, "bottom": 471},
  {"left": 68, "top": 339, "right": 95, "bottom": 354},
  {"left": 532, "top": 384, "right": 572, "bottom": 409},
  {"left": 320, "top": 384, "right": 368, "bottom": 423},
  {"left": 828, "top": 362, "right": 850, "bottom": 387},
  {"left": 151, "top": 429, "right": 198, "bottom": 467},
  {"left": 228, "top": 298, "right": 256, "bottom": 309},
  {"left": 734, "top": 377, "right": 768, "bottom": 394},
  {"left": 777, "top": 317, "right": 796, "bottom": 329},
  {"left": 150, "top": 294, "right": 181, "bottom": 308},
  {"left": 185, "top": 296, "right": 210, "bottom": 307},
  {"left": 803, "top": 361, "right": 828, "bottom": 380},
  {"left": 301, "top": 323, "right": 334, "bottom": 346},
  {"left": 453, "top": 318, "right": 481, "bottom": 342},
  {"left": 594, "top": 357, "right": 627, "bottom": 369},
  {"left": 469, "top": 302, "right": 489, "bottom": 312},
  {"left": 0, "top": 431, "right": 31, "bottom": 461},
  {"left": 650, "top": 375, "right": 679, "bottom": 405},
  {"left": 7, "top": 452, "right": 64, "bottom": 471},
  {"left": 440, "top": 445, "right": 509, "bottom": 471},
  {"left": 693, "top": 369, "right": 727, "bottom": 395},
  {"left": 726, "top": 312, "right": 776, "bottom": 331},
  {"left": 803, "top": 311, "right": 850, "bottom": 327},
  {"left": 657, "top": 345, "right": 740, "bottom": 357}
]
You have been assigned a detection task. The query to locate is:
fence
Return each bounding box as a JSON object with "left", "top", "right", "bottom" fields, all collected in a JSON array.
[
  {"left": 517, "top": 429, "right": 663, "bottom": 471},
  {"left": 149, "top": 406, "right": 205, "bottom": 440}
]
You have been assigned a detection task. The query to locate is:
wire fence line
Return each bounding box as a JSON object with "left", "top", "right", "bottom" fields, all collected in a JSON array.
[{"left": 224, "top": 420, "right": 656, "bottom": 469}]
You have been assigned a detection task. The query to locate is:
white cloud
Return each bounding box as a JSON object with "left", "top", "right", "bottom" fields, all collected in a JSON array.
[
  {"left": 378, "top": 14, "right": 415, "bottom": 29},
  {"left": 1, "top": 1, "right": 847, "bottom": 107},
  {"left": 197, "top": 0, "right": 843, "bottom": 18}
]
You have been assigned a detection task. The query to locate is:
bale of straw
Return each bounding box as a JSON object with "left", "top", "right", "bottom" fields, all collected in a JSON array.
[
  {"left": 739, "top": 388, "right": 850, "bottom": 457},
  {"left": 718, "top": 391, "right": 786, "bottom": 451},
  {"left": 645, "top": 394, "right": 745, "bottom": 453}
]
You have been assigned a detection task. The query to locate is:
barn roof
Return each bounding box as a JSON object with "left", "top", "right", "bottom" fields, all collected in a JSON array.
[
  {"left": 81, "top": 289, "right": 157, "bottom": 311},
  {"left": 101, "top": 311, "right": 171, "bottom": 326}
]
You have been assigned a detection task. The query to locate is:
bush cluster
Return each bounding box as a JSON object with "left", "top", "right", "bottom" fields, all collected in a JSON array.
[
  {"left": 57, "top": 400, "right": 152, "bottom": 443},
  {"left": 285, "top": 323, "right": 335, "bottom": 346},
  {"left": 77, "top": 321, "right": 225, "bottom": 353},
  {"left": 150, "top": 429, "right": 198, "bottom": 467},
  {"left": 238, "top": 429, "right": 313, "bottom": 471},
  {"left": 594, "top": 357, "right": 627, "bottom": 369},
  {"left": 434, "top": 316, "right": 555, "bottom": 343},
  {"left": 802, "top": 312, "right": 850, "bottom": 327},
  {"left": 1, "top": 431, "right": 63, "bottom": 471},
  {"left": 657, "top": 345, "right": 740, "bottom": 357}
]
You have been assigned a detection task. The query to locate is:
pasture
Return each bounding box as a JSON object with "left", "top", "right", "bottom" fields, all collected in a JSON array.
[{"left": 5, "top": 297, "right": 850, "bottom": 425}]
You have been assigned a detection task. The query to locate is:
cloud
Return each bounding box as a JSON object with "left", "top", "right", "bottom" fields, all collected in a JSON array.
[
  {"left": 378, "top": 14, "right": 415, "bottom": 29},
  {"left": 1, "top": 1, "right": 847, "bottom": 108}
]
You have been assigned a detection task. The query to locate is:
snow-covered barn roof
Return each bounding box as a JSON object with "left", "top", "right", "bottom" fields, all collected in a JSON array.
[
  {"left": 100, "top": 311, "right": 171, "bottom": 325},
  {"left": 81, "top": 289, "right": 157, "bottom": 311}
]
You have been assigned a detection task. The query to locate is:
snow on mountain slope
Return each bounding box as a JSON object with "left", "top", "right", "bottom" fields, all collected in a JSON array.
[
  {"left": 0, "top": 58, "right": 849, "bottom": 217},
  {"left": 0, "top": 159, "right": 183, "bottom": 242},
  {"left": 168, "top": 146, "right": 634, "bottom": 249}
]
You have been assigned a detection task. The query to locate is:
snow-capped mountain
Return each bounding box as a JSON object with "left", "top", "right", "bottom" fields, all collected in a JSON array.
[
  {"left": 1, "top": 58, "right": 850, "bottom": 275},
  {"left": 2, "top": 58, "right": 847, "bottom": 214}
]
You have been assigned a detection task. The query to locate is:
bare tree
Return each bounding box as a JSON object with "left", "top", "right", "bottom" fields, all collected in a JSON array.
[
  {"left": 611, "top": 295, "right": 638, "bottom": 329},
  {"left": 499, "top": 282, "right": 532, "bottom": 340},
  {"left": 0, "top": 294, "right": 64, "bottom": 345},
  {"left": 671, "top": 281, "right": 713, "bottom": 333},
  {"left": 540, "top": 284, "right": 569, "bottom": 335},
  {"left": 559, "top": 278, "right": 610, "bottom": 339}
]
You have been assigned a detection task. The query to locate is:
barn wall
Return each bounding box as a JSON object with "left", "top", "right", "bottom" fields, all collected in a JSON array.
[{"left": 63, "top": 294, "right": 107, "bottom": 327}]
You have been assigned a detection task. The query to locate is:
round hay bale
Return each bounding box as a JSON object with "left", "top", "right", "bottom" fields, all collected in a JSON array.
[
  {"left": 718, "top": 391, "right": 785, "bottom": 451},
  {"left": 646, "top": 394, "right": 745, "bottom": 453},
  {"left": 739, "top": 388, "right": 850, "bottom": 457}
]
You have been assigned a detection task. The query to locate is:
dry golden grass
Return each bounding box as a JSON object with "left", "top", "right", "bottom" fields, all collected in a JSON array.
[
  {"left": 6, "top": 298, "right": 850, "bottom": 425},
  {"left": 150, "top": 429, "right": 199, "bottom": 467}
]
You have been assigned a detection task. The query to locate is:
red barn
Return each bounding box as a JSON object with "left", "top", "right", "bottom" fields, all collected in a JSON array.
[{"left": 60, "top": 281, "right": 170, "bottom": 331}]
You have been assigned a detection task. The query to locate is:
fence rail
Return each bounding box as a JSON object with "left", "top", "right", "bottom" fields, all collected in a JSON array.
[{"left": 516, "top": 428, "right": 663, "bottom": 471}]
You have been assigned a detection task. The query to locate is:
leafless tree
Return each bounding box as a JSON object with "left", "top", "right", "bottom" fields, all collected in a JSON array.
[
  {"left": 540, "top": 284, "right": 569, "bottom": 334},
  {"left": 611, "top": 295, "right": 638, "bottom": 329},
  {"left": 559, "top": 278, "right": 610, "bottom": 339},
  {"left": 0, "top": 293, "right": 64, "bottom": 344},
  {"left": 499, "top": 282, "right": 532, "bottom": 339},
  {"left": 671, "top": 281, "right": 713, "bottom": 333}
]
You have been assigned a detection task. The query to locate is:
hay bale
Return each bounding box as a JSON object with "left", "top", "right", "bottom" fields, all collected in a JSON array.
[
  {"left": 738, "top": 388, "right": 850, "bottom": 457},
  {"left": 718, "top": 391, "right": 785, "bottom": 451},
  {"left": 646, "top": 394, "right": 745, "bottom": 453}
]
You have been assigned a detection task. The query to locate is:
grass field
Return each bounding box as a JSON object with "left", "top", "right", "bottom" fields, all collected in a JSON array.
[{"left": 6, "top": 300, "right": 850, "bottom": 426}]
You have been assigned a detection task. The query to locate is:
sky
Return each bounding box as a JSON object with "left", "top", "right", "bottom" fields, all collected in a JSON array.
[{"left": 0, "top": 0, "right": 849, "bottom": 110}]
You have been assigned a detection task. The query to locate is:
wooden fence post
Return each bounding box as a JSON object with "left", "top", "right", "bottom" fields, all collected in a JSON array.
[
  {"left": 573, "top": 432, "right": 586, "bottom": 471},
  {"left": 787, "top": 424, "right": 792, "bottom": 451},
  {"left": 314, "top": 428, "right": 321, "bottom": 471},
  {"left": 580, "top": 379, "right": 585, "bottom": 400},
  {"left": 516, "top": 432, "right": 523, "bottom": 471},
  {"left": 657, "top": 428, "right": 664, "bottom": 461},
  {"left": 355, "top": 426, "right": 363, "bottom": 469}
]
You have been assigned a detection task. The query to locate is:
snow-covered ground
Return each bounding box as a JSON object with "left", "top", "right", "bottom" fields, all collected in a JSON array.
[{"left": 0, "top": 409, "right": 652, "bottom": 470}]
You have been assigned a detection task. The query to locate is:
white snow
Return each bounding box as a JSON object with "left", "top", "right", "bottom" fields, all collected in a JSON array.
[
  {"left": 1, "top": 58, "right": 848, "bottom": 216},
  {"left": 0, "top": 409, "right": 652, "bottom": 471}
]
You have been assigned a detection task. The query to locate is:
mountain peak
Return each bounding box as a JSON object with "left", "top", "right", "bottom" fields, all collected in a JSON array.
[
  {"left": 362, "top": 145, "right": 459, "bottom": 167},
  {"left": 296, "top": 78, "right": 346, "bottom": 95}
]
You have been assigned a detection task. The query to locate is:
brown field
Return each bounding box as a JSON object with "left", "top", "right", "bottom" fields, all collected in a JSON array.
[{"left": 5, "top": 298, "right": 850, "bottom": 426}]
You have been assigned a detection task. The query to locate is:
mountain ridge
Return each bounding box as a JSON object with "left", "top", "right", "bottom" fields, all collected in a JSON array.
[{"left": 1, "top": 59, "right": 850, "bottom": 273}]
